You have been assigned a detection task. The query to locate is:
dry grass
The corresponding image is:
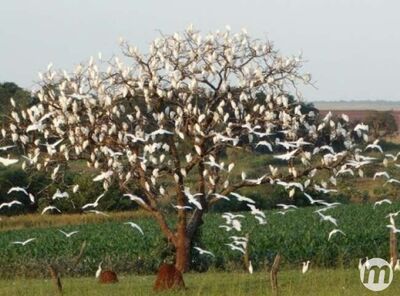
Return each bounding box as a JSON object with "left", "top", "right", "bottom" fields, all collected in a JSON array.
[{"left": 0, "top": 210, "right": 151, "bottom": 232}]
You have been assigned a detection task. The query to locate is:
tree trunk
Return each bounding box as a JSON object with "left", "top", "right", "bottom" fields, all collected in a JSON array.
[{"left": 175, "top": 236, "right": 191, "bottom": 273}]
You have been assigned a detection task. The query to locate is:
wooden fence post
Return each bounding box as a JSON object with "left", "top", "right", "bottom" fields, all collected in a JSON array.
[
  {"left": 270, "top": 253, "right": 281, "bottom": 296},
  {"left": 48, "top": 264, "right": 62, "bottom": 295},
  {"left": 390, "top": 229, "right": 397, "bottom": 267}
]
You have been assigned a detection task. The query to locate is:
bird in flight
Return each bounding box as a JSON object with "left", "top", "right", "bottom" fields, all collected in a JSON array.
[
  {"left": 0, "top": 156, "right": 18, "bottom": 167},
  {"left": 328, "top": 229, "right": 345, "bottom": 240},
  {"left": 8, "top": 187, "right": 28, "bottom": 196},
  {"left": 11, "top": 238, "right": 36, "bottom": 246},
  {"left": 374, "top": 199, "right": 392, "bottom": 208},
  {"left": 82, "top": 192, "right": 106, "bottom": 209},
  {"left": 41, "top": 206, "right": 61, "bottom": 215},
  {"left": 194, "top": 247, "right": 215, "bottom": 257},
  {"left": 124, "top": 222, "right": 144, "bottom": 235},
  {"left": 86, "top": 210, "right": 109, "bottom": 217},
  {"left": 0, "top": 200, "right": 23, "bottom": 210},
  {"left": 59, "top": 230, "right": 79, "bottom": 238},
  {"left": 123, "top": 193, "right": 146, "bottom": 205},
  {"left": 230, "top": 192, "right": 255, "bottom": 204},
  {"left": 277, "top": 203, "right": 298, "bottom": 210}
]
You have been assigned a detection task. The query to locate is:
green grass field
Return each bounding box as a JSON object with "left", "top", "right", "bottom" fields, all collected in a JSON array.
[
  {"left": 1, "top": 269, "right": 399, "bottom": 296},
  {"left": 1, "top": 203, "right": 400, "bottom": 278}
]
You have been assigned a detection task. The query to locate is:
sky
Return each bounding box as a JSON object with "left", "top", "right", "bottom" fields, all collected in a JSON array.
[{"left": 1, "top": 0, "right": 400, "bottom": 101}]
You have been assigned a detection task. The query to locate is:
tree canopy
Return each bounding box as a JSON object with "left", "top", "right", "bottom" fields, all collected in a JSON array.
[{"left": 0, "top": 27, "right": 385, "bottom": 273}]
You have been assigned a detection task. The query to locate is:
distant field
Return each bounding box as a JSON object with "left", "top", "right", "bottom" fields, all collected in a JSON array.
[
  {"left": 1, "top": 270, "right": 399, "bottom": 296},
  {"left": 1, "top": 203, "right": 400, "bottom": 278},
  {"left": 313, "top": 100, "right": 400, "bottom": 111}
]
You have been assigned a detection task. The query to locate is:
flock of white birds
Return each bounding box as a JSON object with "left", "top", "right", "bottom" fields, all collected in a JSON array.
[{"left": 0, "top": 26, "right": 400, "bottom": 275}]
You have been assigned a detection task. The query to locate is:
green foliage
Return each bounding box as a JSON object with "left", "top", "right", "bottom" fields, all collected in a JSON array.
[{"left": 0, "top": 82, "right": 32, "bottom": 119}]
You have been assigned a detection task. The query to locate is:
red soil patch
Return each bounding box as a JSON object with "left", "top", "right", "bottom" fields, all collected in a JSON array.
[
  {"left": 99, "top": 270, "right": 118, "bottom": 284},
  {"left": 153, "top": 263, "right": 185, "bottom": 291}
]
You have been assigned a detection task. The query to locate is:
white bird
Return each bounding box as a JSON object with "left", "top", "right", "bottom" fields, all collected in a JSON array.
[
  {"left": 317, "top": 212, "right": 338, "bottom": 226},
  {"left": 384, "top": 178, "right": 400, "bottom": 186},
  {"left": 276, "top": 139, "right": 297, "bottom": 150},
  {"left": 247, "top": 204, "right": 266, "bottom": 218},
  {"left": 95, "top": 262, "right": 103, "bottom": 278},
  {"left": 245, "top": 175, "right": 267, "bottom": 185},
  {"left": 222, "top": 213, "right": 245, "bottom": 223},
  {"left": 229, "top": 236, "right": 248, "bottom": 242},
  {"left": 11, "top": 238, "right": 36, "bottom": 246},
  {"left": 304, "top": 193, "right": 324, "bottom": 205},
  {"left": 373, "top": 199, "right": 392, "bottom": 208},
  {"left": 256, "top": 141, "right": 273, "bottom": 151},
  {"left": 211, "top": 193, "right": 230, "bottom": 201},
  {"left": 302, "top": 261, "right": 310, "bottom": 274},
  {"left": 125, "top": 133, "right": 146, "bottom": 143},
  {"left": 255, "top": 215, "right": 267, "bottom": 225},
  {"left": 59, "top": 230, "right": 79, "bottom": 238},
  {"left": 328, "top": 229, "right": 345, "bottom": 240},
  {"left": 386, "top": 211, "right": 400, "bottom": 226},
  {"left": 225, "top": 243, "right": 245, "bottom": 254},
  {"left": 0, "top": 200, "right": 23, "bottom": 209},
  {"left": 395, "top": 259, "right": 400, "bottom": 271},
  {"left": 146, "top": 128, "right": 174, "bottom": 139},
  {"left": 386, "top": 224, "right": 400, "bottom": 233},
  {"left": 0, "top": 156, "right": 18, "bottom": 166},
  {"left": 273, "top": 149, "right": 298, "bottom": 161},
  {"left": 277, "top": 181, "right": 304, "bottom": 192},
  {"left": 230, "top": 192, "right": 255, "bottom": 204},
  {"left": 52, "top": 189, "right": 69, "bottom": 200},
  {"left": 28, "top": 193, "right": 35, "bottom": 204},
  {"left": 0, "top": 145, "right": 16, "bottom": 151},
  {"left": 365, "top": 139, "right": 383, "bottom": 153},
  {"left": 204, "top": 158, "right": 225, "bottom": 171},
  {"left": 82, "top": 192, "right": 105, "bottom": 209},
  {"left": 317, "top": 201, "right": 341, "bottom": 208},
  {"left": 86, "top": 210, "right": 109, "bottom": 217},
  {"left": 123, "top": 194, "right": 146, "bottom": 205},
  {"left": 7, "top": 187, "right": 28, "bottom": 196},
  {"left": 314, "top": 185, "right": 338, "bottom": 194},
  {"left": 277, "top": 203, "right": 298, "bottom": 210},
  {"left": 373, "top": 171, "right": 390, "bottom": 180},
  {"left": 93, "top": 171, "right": 113, "bottom": 182},
  {"left": 172, "top": 204, "right": 193, "bottom": 210},
  {"left": 184, "top": 187, "right": 203, "bottom": 210},
  {"left": 219, "top": 225, "right": 233, "bottom": 231},
  {"left": 248, "top": 261, "right": 253, "bottom": 274},
  {"left": 354, "top": 123, "right": 369, "bottom": 133},
  {"left": 72, "top": 185, "right": 79, "bottom": 193},
  {"left": 289, "top": 138, "right": 312, "bottom": 148},
  {"left": 124, "top": 222, "right": 144, "bottom": 235},
  {"left": 41, "top": 206, "right": 61, "bottom": 215},
  {"left": 194, "top": 247, "right": 215, "bottom": 257}
]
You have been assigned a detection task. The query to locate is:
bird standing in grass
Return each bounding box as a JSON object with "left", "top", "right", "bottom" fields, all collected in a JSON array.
[{"left": 302, "top": 261, "right": 310, "bottom": 274}]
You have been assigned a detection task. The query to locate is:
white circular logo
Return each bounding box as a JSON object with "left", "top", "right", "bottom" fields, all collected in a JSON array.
[{"left": 360, "top": 258, "right": 393, "bottom": 292}]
